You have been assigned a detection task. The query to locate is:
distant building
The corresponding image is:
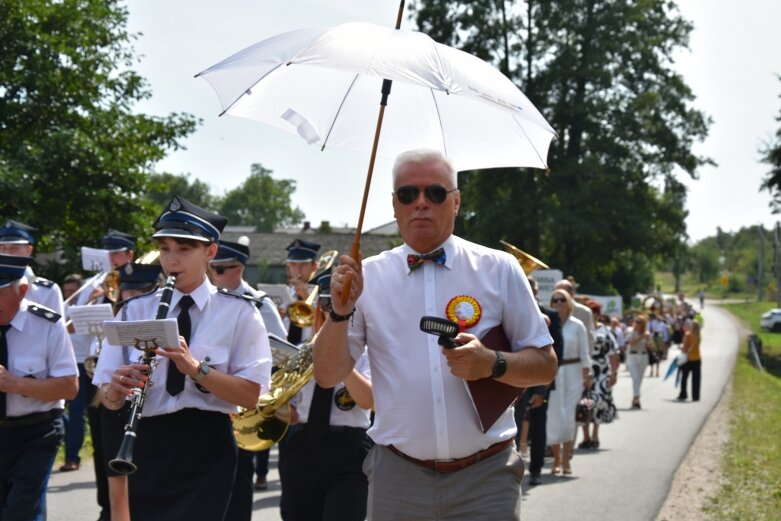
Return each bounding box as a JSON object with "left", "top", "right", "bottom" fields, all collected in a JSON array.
[{"left": 221, "top": 220, "right": 401, "bottom": 286}]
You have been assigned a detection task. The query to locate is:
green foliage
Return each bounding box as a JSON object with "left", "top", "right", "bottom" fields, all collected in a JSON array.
[
  {"left": 145, "top": 173, "right": 217, "bottom": 213},
  {"left": 413, "top": 0, "right": 710, "bottom": 301},
  {"left": 760, "top": 77, "right": 781, "bottom": 214},
  {"left": 708, "top": 303, "right": 781, "bottom": 520},
  {"left": 218, "top": 164, "right": 304, "bottom": 232},
  {"left": 0, "top": 0, "right": 197, "bottom": 275}
]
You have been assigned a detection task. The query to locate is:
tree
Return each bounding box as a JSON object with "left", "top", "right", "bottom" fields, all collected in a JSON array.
[
  {"left": 0, "top": 0, "right": 197, "bottom": 272},
  {"left": 145, "top": 173, "right": 218, "bottom": 214},
  {"left": 219, "top": 164, "right": 304, "bottom": 232},
  {"left": 760, "top": 77, "right": 781, "bottom": 213},
  {"left": 413, "top": 0, "right": 710, "bottom": 300}
]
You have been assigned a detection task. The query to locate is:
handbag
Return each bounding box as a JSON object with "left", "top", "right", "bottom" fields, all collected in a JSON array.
[{"left": 576, "top": 391, "right": 596, "bottom": 423}]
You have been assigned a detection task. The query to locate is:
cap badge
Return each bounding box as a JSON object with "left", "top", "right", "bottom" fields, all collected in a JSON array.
[
  {"left": 445, "top": 295, "right": 482, "bottom": 331},
  {"left": 124, "top": 264, "right": 134, "bottom": 275},
  {"left": 169, "top": 199, "right": 181, "bottom": 212}
]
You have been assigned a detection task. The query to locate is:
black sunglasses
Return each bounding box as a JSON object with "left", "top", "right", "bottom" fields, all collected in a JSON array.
[
  {"left": 551, "top": 297, "right": 567, "bottom": 304},
  {"left": 394, "top": 184, "right": 458, "bottom": 205},
  {"left": 213, "top": 264, "right": 242, "bottom": 275}
]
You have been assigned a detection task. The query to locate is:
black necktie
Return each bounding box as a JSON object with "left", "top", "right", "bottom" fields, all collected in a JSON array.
[
  {"left": 307, "top": 383, "right": 334, "bottom": 442},
  {"left": 167, "top": 295, "right": 194, "bottom": 396},
  {"left": 1, "top": 324, "right": 11, "bottom": 418}
]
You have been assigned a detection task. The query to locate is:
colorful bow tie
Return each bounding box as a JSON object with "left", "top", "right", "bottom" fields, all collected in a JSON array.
[{"left": 407, "top": 248, "right": 446, "bottom": 272}]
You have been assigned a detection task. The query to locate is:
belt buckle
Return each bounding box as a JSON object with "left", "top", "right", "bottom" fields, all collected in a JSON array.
[{"left": 432, "top": 458, "right": 457, "bottom": 472}]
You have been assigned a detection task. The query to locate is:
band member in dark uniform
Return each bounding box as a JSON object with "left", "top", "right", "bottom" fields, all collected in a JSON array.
[
  {"left": 285, "top": 239, "right": 320, "bottom": 345},
  {"left": 0, "top": 254, "right": 78, "bottom": 520},
  {"left": 284, "top": 273, "right": 374, "bottom": 521},
  {"left": 99, "top": 262, "right": 162, "bottom": 521},
  {"left": 209, "top": 238, "right": 285, "bottom": 521},
  {"left": 93, "top": 196, "right": 272, "bottom": 521}
]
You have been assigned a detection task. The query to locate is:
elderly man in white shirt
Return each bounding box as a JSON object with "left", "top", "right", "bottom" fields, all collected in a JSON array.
[{"left": 314, "top": 149, "right": 557, "bottom": 521}]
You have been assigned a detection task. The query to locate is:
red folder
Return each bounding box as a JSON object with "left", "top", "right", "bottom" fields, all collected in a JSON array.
[{"left": 467, "top": 325, "right": 526, "bottom": 432}]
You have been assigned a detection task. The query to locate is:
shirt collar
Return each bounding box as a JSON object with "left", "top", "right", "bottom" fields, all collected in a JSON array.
[{"left": 172, "top": 278, "right": 212, "bottom": 312}]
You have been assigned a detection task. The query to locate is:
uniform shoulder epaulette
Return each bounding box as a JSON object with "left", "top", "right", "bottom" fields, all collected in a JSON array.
[
  {"left": 218, "top": 287, "right": 259, "bottom": 307},
  {"left": 115, "top": 287, "right": 159, "bottom": 311},
  {"left": 33, "top": 277, "right": 55, "bottom": 288},
  {"left": 27, "top": 303, "right": 61, "bottom": 323}
]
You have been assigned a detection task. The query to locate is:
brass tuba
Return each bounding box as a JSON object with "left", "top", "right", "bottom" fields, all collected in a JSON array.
[
  {"left": 286, "top": 250, "right": 338, "bottom": 329},
  {"left": 233, "top": 336, "right": 316, "bottom": 451},
  {"left": 500, "top": 240, "right": 549, "bottom": 273}
]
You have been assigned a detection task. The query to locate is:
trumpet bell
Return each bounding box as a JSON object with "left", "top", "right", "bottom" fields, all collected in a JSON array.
[{"left": 500, "top": 240, "right": 549, "bottom": 273}]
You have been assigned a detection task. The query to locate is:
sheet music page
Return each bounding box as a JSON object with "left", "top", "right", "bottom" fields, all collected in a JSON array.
[
  {"left": 257, "top": 283, "right": 292, "bottom": 308},
  {"left": 81, "top": 246, "right": 112, "bottom": 272},
  {"left": 68, "top": 304, "right": 115, "bottom": 336},
  {"left": 103, "top": 318, "right": 179, "bottom": 351}
]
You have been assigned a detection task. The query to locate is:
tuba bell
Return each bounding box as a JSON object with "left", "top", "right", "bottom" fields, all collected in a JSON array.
[
  {"left": 233, "top": 335, "right": 316, "bottom": 451},
  {"left": 500, "top": 240, "right": 549, "bottom": 273}
]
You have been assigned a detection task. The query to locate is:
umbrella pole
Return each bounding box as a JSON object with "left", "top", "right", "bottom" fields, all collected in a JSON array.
[{"left": 339, "top": 0, "right": 405, "bottom": 306}]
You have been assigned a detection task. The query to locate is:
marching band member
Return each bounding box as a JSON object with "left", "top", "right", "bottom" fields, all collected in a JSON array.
[
  {"left": 285, "top": 239, "right": 320, "bottom": 345},
  {"left": 0, "top": 220, "right": 66, "bottom": 520},
  {"left": 73, "top": 230, "right": 136, "bottom": 521},
  {"left": 98, "top": 263, "right": 162, "bottom": 521},
  {"left": 283, "top": 272, "right": 373, "bottom": 521},
  {"left": 209, "top": 238, "right": 285, "bottom": 521},
  {"left": 93, "top": 196, "right": 272, "bottom": 520},
  {"left": 0, "top": 254, "right": 78, "bottom": 520}
]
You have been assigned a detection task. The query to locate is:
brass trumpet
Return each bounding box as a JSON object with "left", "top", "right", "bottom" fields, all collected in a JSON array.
[
  {"left": 286, "top": 249, "right": 338, "bottom": 329},
  {"left": 500, "top": 240, "right": 549, "bottom": 273}
]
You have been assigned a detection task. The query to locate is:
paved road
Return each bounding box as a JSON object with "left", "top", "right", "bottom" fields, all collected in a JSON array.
[{"left": 47, "top": 302, "right": 740, "bottom": 520}]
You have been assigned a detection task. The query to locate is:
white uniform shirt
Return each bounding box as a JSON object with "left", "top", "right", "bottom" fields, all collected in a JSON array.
[
  {"left": 24, "top": 267, "right": 64, "bottom": 316},
  {"left": 347, "top": 235, "right": 552, "bottom": 460},
  {"left": 93, "top": 279, "right": 272, "bottom": 416},
  {"left": 292, "top": 353, "right": 371, "bottom": 429},
  {"left": 239, "top": 279, "right": 287, "bottom": 339},
  {"left": 65, "top": 276, "right": 104, "bottom": 363},
  {"left": 4, "top": 299, "right": 77, "bottom": 417}
]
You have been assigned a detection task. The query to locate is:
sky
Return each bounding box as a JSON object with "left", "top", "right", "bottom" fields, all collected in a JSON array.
[{"left": 124, "top": 0, "right": 781, "bottom": 243}]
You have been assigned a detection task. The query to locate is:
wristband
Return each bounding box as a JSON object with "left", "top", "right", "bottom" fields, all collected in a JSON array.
[{"left": 329, "top": 307, "right": 355, "bottom": 323}]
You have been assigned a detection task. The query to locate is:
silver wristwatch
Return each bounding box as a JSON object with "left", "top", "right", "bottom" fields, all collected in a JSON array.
[{"left": 192, "top": 360, "right": 211, "bottom": 382}]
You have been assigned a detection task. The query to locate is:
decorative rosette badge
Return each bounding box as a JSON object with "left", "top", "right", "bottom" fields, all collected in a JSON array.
[{"left": 445, "top": 295, "right": 482, "bottom": 332}]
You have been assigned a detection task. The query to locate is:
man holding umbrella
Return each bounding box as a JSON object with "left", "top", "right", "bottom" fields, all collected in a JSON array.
[{"left": 314, "top": 149, "right": 557, "bottom": 520}]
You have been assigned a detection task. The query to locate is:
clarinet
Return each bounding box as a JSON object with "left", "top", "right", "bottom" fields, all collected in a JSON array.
[{"left": 108, "top": 274, "right": 177, "bottom": 475}]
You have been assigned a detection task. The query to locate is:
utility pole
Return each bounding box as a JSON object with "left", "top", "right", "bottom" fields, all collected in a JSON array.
[
  {"left": 759, "top": 225, "right": 765, "bottom": 302},
  {"left": 776, "top": 222, "right": 781, "bottom": 308}
]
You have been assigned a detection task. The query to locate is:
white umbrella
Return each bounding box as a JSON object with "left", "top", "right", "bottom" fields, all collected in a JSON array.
[
  {"left": 197, "top": 21, "right": 555, "bottom": 172},
  {"left": 196, "top": 16, "right": 557, "bottom": 300}
]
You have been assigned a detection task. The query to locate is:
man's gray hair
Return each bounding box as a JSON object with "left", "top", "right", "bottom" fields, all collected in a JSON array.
[{"left": 392, "top": 149, "right": 457, "bottom": 188}]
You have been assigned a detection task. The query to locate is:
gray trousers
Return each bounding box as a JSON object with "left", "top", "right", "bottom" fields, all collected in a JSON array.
[{"left": 363, "top": 444, "right": 524, "bottom": 521}]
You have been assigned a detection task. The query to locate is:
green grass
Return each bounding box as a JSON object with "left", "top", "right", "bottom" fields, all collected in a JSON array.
[
  {"left": 654, "top": 271, "right": 754, "bottom": 301},
  {"left": 704, "top": 302, "right": 781, "bottom": 520},
  {"left": 55, "top": 418, "right": 94, "bottom": 466}
]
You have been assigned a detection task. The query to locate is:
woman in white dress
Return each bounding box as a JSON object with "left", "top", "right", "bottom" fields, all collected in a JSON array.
[{"left": 546, "top": 289, "right": 591, "bottom": 475}]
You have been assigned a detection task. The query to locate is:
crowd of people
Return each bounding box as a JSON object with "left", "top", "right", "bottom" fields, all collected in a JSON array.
[{"left": 0, "top": 148, "right": 706, "bottom": 521}]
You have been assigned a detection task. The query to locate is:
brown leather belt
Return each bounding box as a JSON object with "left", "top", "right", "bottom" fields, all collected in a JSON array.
[
  {"left": 559, "top": 358, "right": 581, "bottom": 366},
  {"left": 387, "top": 438, "right": 514, "bottom": 474}
]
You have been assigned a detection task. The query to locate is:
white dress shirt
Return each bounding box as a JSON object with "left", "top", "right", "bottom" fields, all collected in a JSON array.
[
  {"left": 4, "top": 299, "right": 77, "bottom": 417},
  {"left": 292, "top": 353, "right": 371, "bottom": 428},
  {"left": 239, "top": 279, "right": 287, "bottom": 339},
  {"left": 24, "top": 266, "right": 64, "bottom": 315},
  {"left": 93, "top": 279, "right": 272, "bottom": 416},
  {"left": 347, "top": 235, "right": 552, "bottom": 460}
]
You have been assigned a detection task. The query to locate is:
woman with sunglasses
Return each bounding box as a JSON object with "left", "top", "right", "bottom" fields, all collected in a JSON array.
[
  {"left": 625, "top": 315, "right": 653, "bottom": 409},
  {"left": 546, "top": 288, "right": 591, "bottom": 475}
]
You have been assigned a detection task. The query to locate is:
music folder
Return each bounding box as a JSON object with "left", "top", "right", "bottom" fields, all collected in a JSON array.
[{"left": 466, "top": 325, "right": 526, "bottom": 433}]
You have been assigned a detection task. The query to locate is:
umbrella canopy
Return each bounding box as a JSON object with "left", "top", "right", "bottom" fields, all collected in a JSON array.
[{"left": 197, "top": 22, "right": 556, "bottom": 172}]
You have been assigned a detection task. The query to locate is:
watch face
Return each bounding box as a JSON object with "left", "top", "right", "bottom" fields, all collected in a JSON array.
[{"left": 199, "top": 361, "right": 210, "bottom": 375}]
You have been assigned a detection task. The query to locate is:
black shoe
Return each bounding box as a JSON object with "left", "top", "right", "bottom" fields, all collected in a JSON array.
[
  {"left": 254, "top": 476, "right": 268, "bottom": 491},
  {"left": 676, "top": 396, "right": 687, "bottom": 402},
  {"left": 529, "top": 474, "right": 542, "bottom": 486}
]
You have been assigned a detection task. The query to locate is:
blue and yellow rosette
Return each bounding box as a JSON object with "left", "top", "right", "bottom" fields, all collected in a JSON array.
[{"left": 445, "top": 295, "right": 482, "bottom": 332}]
